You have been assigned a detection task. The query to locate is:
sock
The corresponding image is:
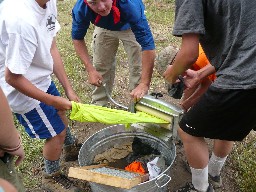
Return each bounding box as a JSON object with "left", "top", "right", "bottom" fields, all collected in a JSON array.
[
  {"left": 64, "top": 127, "right": 75, "bottom": 146},
  {"left": 208, "top": 152, "right": 227, "bottom": 177},
  {"left": 44, "top": 158, "right": 60, "bottom": 174},
  {"left": 191, "top": 166, "right": 209, "bottom": 192}
]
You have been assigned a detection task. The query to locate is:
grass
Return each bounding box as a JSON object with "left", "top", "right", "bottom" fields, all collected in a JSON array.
[
  {"left": 16, "top": 0, "right": 255, "bottom": 191},
  {"left": 230, "top": 134, "right": 256, "bottom": 191}
]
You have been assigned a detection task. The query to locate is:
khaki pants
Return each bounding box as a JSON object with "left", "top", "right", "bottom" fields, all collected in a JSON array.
[
  {"left": 0, "top": 155, "right": 25, "bottom": 192},
  {"left": 91, "top": 27, "right": 142, "bottom": 106}
]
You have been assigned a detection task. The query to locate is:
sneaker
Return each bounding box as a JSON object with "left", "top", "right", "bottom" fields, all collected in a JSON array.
[
  {"left": 176, "top": 182, "right": 214, "bottom": 192},
  {"left": 209, "top": 174, "right": 222, "bottom": 189},
  {"left": 42, "top": 171, "right": 83, "bottom": 192},
  {"left": 62, "top": 138, "right": 82, "bottom": 162}
]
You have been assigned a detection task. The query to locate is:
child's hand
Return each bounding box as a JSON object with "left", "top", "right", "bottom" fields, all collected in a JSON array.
[
  {"left": 51, "top": 96, "right": 72, "bottom": 110},
  {"left": 183, "top": 69, "right": 200, "bottom": 89}
]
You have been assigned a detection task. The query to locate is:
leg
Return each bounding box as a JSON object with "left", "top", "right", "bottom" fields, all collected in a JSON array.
[
  {"left": 43, "top": 127, "right": 66, "bottom": 161},
  {"left": 121, "top": 29, "right": 142, "bottom": 91},
  {"left": 177, "top": 87, "right": 256, "bottom": 192},
  {"left": 91, "top": 27, "right": 119, "bottom": 106},
  {"left": 178, "top": 128, "right": 210, "bottom": 192},
  {"left": 208, "top": 140, "right": 234, "bottom": 188},
  {"left": 57, "top": 110, "right": 81, "bottom": 161},
  {"left": 178, "top": 128, "right": 209, "bottom": 169},
  {"left": 213, "top": 139, "right": 233, "bottom": 158}
]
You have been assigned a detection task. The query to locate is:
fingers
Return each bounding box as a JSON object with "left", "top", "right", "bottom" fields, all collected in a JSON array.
[
  {"left": 130, "top": 85, "right": 148, "bottom": 101},
  {"left": 98, "top": 79, "right": 102, "bottom": 85},
  {"left": 96, "top": 79, "right": 103, "bottom": 86},
  {"left": 15, "top": 155, "right": 24, "bottom": 166}
]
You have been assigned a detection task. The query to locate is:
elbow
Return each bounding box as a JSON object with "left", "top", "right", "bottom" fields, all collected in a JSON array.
[
  {"left": 186, "top": 54, "right": 198, "bottom": 65},
  {"left": 5, "top": 69, "right": 17, "bottom": 87},
  {"left": 5, "top": 73, "right": 14, "bottom": 86},
  {"left": 180, "top": 50, "right": 198, "bottom": 67}
]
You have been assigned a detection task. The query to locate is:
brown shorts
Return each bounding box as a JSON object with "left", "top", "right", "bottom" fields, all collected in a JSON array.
[{"left": 179, "top": 86, "right": 256, "bottom": 141}]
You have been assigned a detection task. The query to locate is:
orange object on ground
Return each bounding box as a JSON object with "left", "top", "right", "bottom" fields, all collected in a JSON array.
[
  {"left": 192, "top": 44, "right": 216, "bottom": 81},
  {"left": 125, "top": 161, "right": 146, "bottom": 174}
]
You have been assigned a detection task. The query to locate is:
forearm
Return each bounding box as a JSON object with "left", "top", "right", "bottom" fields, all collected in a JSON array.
[
  {"left": 164, "top": 34, "right": 200, "bottom": 84},
  {"left": 51, "top": 39, "right": 73, "bottom": 93},
  {"left": 140, "top": 50, "right": 155, "bottom": 86},
  {"left": 73, "top": 39, "right": 94, "bottom": 73},
  {"left": 5, "top": 68, "right": 55, "bottom": 106},
  {"left": 197, "top": 64, "right": 216, "bottom": 80}
]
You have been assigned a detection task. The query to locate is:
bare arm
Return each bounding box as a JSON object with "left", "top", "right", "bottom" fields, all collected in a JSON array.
[
  {"left": 195, "top": 64, "right": 215, "bottom": 82},
  {"left": 5, "top": 69, "right": 71, "bottom": 111},
  {"left": 73, "top": 39, "right": 103, "bottom": 87},
  {"left": 181, "top": 64, "right": 215, "bottom": 111},
  {"left": 130, "top": 49, "right": 155, "bottom": 100},
  {"left": 163, "top": 34, "right": 200, "bottom": 84},
  {"left": 0, "top": 178, "right": 17, "bottom": 192},
  {"left": 0, "top": 88, "right": 25, "bottom": 166},
  {"left": 184, "top": 63, "right": 216, "bottom": 89},
  {"left": 51, "top": 38, "right": 80, "bottom": 102}
]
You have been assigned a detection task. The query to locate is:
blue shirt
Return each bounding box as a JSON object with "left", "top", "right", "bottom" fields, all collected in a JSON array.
[{"left": 72, "top": 0, "right": 155, "bottom": 51}]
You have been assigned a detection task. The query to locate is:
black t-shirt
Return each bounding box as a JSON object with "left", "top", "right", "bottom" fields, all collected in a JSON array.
[{"left": 173, "top": 0, "right": 256, "bottom": 89}]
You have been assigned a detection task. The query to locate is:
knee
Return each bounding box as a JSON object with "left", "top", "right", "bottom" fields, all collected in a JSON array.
[
  {"left": 178, "top": 127, "right": 198, "bottom": 143},
  {"left": 52, "top": 129, "right": 66, "bottom": 145},
  {"left": 178, "top": 127, "right": 187, "bottom": 141}
]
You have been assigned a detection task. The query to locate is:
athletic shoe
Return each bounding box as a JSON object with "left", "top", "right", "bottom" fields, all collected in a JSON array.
[
  {"left": 184, "top": 161, "right": 223, "bottom": 189},
  {"left": 209, "top": 174, "right": 222, "bottom": 189},
  {"left": 42, "top": 171, "right": 83, "bottom": 192},
  {"left": 176, "top": 182, "right": 215, "bottom": 192}
]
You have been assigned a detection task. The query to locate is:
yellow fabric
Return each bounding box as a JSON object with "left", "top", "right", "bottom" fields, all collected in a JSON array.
[{"left": 70, "top": 102, "right": 168, "bottom": 127}]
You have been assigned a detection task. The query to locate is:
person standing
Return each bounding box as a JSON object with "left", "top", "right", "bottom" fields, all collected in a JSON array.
[
  {"left": 72, "top": 0, "right": 155, "bottom": 106},
  {"left": 163, "top": 0, "right": 256, "bottom": 191},
  {"left": 0, "top": 0, "right": 83, "bottom": 191}
]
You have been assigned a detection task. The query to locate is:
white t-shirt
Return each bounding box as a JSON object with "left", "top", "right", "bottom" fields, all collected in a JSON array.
[{"left": 0, "top": 0, "right": 60, "bottom": 114}]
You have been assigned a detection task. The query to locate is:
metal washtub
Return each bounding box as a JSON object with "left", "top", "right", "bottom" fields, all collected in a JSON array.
[{"left": 78, "top": 124, "right": 176, "bottom": 192}]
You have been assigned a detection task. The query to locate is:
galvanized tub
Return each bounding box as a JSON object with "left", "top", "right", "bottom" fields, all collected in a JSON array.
[{"left": 78, "top": 124, "right": 176, "bottom": 192}]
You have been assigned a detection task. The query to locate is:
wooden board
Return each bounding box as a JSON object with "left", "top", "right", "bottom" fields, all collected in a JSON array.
[{"left": 68, "top": 165, "right": 148, "bottom": 189}]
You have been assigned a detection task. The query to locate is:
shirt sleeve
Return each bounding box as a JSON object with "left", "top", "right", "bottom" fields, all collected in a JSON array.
[
  {"left": 51, "top": 0, "right": 60, "bottom": 36},
  {"left": 72, "top": 0, "right": 91, "bottom": 40},
  {"left": 173, "top": 0, "right": 205, "bottom": 36},
  {"left": 5, "top": 22, "right": 37, "bottom": 75},
  {"left": 119, "top": 0, "right": 155, "bottom": 51}
]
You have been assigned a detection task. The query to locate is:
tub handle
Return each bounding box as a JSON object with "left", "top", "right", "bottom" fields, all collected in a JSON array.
[{"left": 155, "top": 174, "right": 172, "bottom": 188}]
